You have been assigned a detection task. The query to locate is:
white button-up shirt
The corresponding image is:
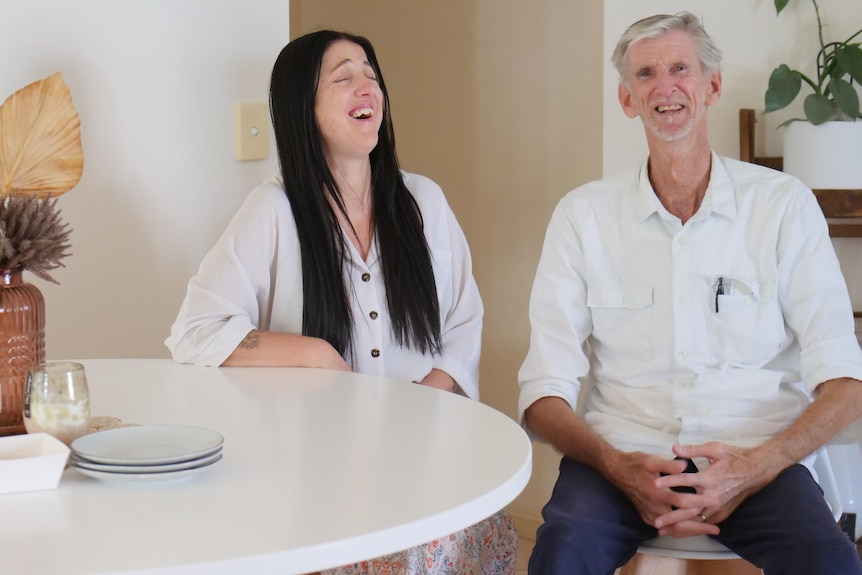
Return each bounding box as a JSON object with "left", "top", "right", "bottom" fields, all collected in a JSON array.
[
  {"left": 518, "top": 153, "right": 862, "bottom": 461},
  {"left": 166, "top": 171, "right": 483, "bottom": 399}
]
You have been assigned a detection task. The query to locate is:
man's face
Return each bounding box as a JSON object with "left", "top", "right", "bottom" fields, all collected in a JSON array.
[{"left": 618, "top": 30, "right": 721, "bottom": 142}]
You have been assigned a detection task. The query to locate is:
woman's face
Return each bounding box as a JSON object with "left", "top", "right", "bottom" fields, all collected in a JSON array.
[{"left": 314, "top": 40, "right": 384, "bottom": 163}]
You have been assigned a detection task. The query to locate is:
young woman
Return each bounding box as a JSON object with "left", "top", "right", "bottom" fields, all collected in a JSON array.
[{"left": 166, "top": 30, "right": 517, "bottom": 575}]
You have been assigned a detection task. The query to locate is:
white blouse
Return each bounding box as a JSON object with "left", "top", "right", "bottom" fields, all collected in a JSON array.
[{"left": 165, "top": 171, "right": 483, "bottom": 399}]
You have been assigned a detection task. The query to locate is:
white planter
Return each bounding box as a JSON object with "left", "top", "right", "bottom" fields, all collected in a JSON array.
[{"left": 783, "top": 121, "right": 862, "bottom": 189}]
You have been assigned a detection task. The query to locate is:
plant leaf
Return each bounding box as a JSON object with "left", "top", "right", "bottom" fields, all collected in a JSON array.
[
  {"left": 836, "top": 44, "right": 862, "bottom": 85},
  {"left": 774, "top": 0, "right": 791, "bottom": 15},
  {"left": 830, "top": 77, "right": 861, "bottom": 118},
  {"left": 804, "top": 93, "right": 839, "bottom": 124},
  {"left": 0, "top": 73, "right": 83, "bottom": 198},
  {"left": 765, "top": 64, "right": 802, "bottom": 113}
]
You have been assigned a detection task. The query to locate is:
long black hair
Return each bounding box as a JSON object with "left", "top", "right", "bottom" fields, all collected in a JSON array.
[{"left": 269, "top": 30, "right": 442, "bottom": 359}]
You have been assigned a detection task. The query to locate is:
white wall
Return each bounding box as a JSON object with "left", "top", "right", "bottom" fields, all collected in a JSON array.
[
  {"left": 0, "top": 0, "right": 286, "bottom": 359},
  {"left": 603, "top": 0, "right": 862, "bottom": 314}
]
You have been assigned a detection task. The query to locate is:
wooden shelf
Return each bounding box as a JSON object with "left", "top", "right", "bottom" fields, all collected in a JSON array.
[
  {"left": 739, "top": 109, "right": 862, "bottom": 235},
  {"left": 740, "top": 109, "right": 862, "bottom": 318},
  {"left": 827, "top": 220, "right": 862, "bottom": 238},
  {"left": 814, "top": 189, "right": 862, "bottom": 219}
]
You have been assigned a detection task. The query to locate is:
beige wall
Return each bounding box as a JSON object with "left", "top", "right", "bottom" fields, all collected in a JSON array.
[{"left": 292, "top": 1, "right": 604, "bottom": 527}]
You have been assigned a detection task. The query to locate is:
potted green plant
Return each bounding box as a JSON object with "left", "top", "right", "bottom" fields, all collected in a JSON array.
[
  {"left": 764, "top": 0, "right": 862, "bottom": 124},
  {"left": 763, "top": 0, "right": 862, "bottom": 189}
]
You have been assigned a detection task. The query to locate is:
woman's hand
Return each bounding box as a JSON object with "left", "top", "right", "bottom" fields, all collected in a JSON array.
[{"left": 417, "top": 368, "right": 458, "bottom": 393}]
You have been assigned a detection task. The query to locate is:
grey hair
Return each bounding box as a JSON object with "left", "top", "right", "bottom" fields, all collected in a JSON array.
[{"left": 611, "top": 12, "right": 723, "bottom": 83}]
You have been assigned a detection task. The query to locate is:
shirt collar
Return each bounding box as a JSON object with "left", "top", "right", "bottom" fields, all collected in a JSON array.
[
  {"left": 342, "top": 230, "right": 380, "bottom": 271},
  {"left": 633, "top": 151, "right": 737, "bottom": 223}
]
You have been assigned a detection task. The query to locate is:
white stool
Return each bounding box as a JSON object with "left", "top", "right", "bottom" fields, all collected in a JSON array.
[
  {"left": 618, "top": 535, "right": 757, "bottom": 575},
  {"left": 637, "top": 533, "right": 740, "bottom": 560},
  {"left": 618, "top": 537, "right": 759, "bottom": 575}
]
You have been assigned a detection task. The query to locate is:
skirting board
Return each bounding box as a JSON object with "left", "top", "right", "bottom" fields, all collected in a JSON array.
[{"left": 512, "top": 511, "right": 541, "bottom": 542}]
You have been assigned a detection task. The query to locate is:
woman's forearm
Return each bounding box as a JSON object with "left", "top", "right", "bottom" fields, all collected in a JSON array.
[{"left": 221, "top": 329, "right": 350, "bottom": 370}]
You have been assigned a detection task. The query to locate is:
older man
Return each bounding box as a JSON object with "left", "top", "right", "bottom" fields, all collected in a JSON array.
[{"left": 519, "top": 11, "right": 862, "bottom": 575}]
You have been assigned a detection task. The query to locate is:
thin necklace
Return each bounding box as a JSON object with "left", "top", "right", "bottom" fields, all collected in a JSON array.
[
  {"left": 334, "top": 165, "right": 371, "bottom": 208},
  {"left": 331, "top": 166, "right": 373, "bottom": 258}
]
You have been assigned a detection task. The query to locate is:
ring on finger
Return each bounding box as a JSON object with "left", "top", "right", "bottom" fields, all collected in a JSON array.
[{"left": 699, "top": 512, "right": 708, "bottom": 523}]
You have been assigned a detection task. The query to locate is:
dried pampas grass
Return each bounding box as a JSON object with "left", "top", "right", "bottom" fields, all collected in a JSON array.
[{"left": 0, "top": 193, "right": 72, "bottom": 283}]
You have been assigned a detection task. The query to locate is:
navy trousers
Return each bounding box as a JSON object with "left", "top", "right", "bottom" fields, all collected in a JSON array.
[{"left": 528, "top": 457, "right": 862, "bottom": 575}]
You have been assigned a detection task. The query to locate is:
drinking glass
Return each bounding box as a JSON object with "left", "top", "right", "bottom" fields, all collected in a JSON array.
[{"left": 23, "top": 361, "right": 90, "bottom": 446}]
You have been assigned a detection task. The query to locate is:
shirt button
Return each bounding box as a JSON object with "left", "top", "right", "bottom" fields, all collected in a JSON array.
[
  {"left": 369, "top": 311, "right": 378, "bottom": 320},
  {"left": 678, "top": 350, "right": 688, "bottom": 359},
  {"left": 361, "top": 273, "right": 371, "bottom": 282},
  {"left": 371, "top": 348, "right": 380, "bottom": 358},
  {"left": 678, "top": 296, "right": 687, "bottom": 304}
]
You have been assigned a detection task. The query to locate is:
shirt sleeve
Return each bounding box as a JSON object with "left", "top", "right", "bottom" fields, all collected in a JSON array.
[
  {"left": 436, "top": 202, "right": 483, "bottom": 400},
  {"left": 165, "top": 182, "right": 292, "bottom": 366},
  {"left": 408, "top": 174, "right": 484, "bottom": 400},
  {"left": 517, "top": 196, "right": 594, "bottom": 433},
  {"left": 777, "top": 185, "right": 862, "bottom": 392}
]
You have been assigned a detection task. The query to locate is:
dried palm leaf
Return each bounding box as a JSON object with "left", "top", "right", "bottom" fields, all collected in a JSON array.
[{"left": 0, "top": 72, "right": 83, "bottom": 198}]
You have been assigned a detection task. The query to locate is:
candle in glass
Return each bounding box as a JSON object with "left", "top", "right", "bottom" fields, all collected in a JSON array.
[{"left": 23, "top": 361, "right": 90, "bottom": 446}]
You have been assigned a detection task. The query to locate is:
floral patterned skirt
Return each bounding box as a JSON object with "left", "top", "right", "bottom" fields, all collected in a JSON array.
[{"left": 321, "top": 509, "right": 518, "bottom": 575}]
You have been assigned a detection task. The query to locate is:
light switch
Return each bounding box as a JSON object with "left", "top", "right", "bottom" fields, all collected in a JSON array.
[{"left": 235, "top": 102, "right": 269, "bottom": 161}]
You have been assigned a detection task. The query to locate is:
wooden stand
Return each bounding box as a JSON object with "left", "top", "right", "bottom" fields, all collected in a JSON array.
[
  {"left": 739, "top": 109, "right": 862, "bottom": 239},
  {"left": 740, "top": 108, "right": 862, "bottom": 316}
]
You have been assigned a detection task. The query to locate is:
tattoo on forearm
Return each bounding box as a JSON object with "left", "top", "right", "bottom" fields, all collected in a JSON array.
[{"left": 239, "top": 330, "right": 261, "bottom": 350}]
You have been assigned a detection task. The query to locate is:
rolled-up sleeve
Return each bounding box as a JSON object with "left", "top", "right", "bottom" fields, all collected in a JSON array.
[
  {"left": 407, "top": 173, "right": 483, "bottom": 400},
  {"left": 777, "top": 188, "right": 862, "bottom": 393},
  {"left": 517, "top": 198, "right": 593, "bottom": 432},
  {"left": 165, "top": 182, "right": 297, "bottom": 366}
]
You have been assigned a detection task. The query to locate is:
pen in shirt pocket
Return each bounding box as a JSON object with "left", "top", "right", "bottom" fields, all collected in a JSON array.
[{"left": 714, "top": 276, "right": 725, "bottom": 313}]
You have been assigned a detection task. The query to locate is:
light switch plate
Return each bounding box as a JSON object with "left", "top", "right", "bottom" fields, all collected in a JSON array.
[{"left": 235, "top": 102, "right": 269, "bottom": 161}]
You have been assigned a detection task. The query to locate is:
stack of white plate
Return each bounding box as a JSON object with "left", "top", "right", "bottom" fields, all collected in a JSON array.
[{"left": 69, "top": 424, "right": 223, "bottom": 483}]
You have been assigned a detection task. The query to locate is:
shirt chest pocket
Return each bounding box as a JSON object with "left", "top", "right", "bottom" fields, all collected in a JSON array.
[
  {"left": 587, "top": 285, "right": 654, "bottom": 358},
  {"left": 709, "top": 278, "right": 784, "bottom": 364}
]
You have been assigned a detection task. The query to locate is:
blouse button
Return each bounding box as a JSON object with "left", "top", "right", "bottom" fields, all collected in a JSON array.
[
  {"left": 361, "top": 273, "right": 371, "bottom": 282},
  {"left": 369, "top": 311, "right": 378, "bottom": 320},
  {"left": 371, "top": 348, "right": 380, "bottom": 358}
]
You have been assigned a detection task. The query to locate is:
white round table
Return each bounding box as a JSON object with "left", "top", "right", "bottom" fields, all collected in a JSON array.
[{"left": 1, "top": 359, "right": 532, "bottom": 575}]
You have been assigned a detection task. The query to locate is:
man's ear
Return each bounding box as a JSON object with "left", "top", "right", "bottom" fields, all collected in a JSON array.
[
  {"left": 706, "top": 71, "right": 722, "bottom": 106},
  {"left": 618, "top": 83, "right": 639, "bottom": 119}
]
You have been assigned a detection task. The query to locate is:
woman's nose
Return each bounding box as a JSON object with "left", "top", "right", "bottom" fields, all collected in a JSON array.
[{"left": 355, "top": 77, "right": 377, "bottom": 96}]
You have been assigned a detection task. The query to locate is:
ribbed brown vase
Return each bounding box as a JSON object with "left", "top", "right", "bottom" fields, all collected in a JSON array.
[{"left": 0, "top": 268, "right": 45, "bottom": 436}]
